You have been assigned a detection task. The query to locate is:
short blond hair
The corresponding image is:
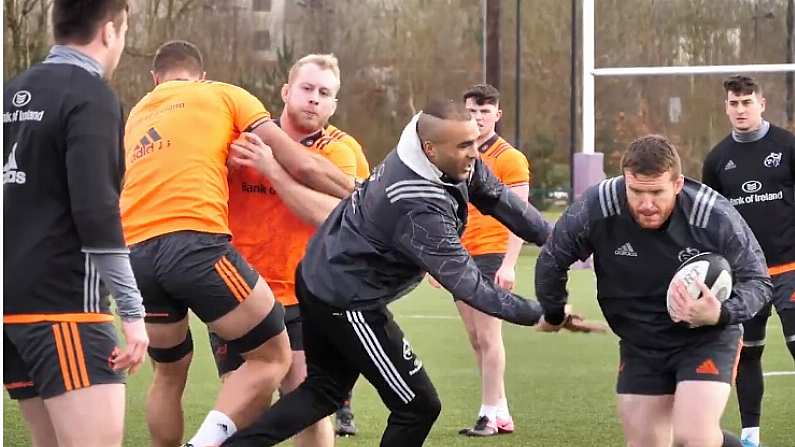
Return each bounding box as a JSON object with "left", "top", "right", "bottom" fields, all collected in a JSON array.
[{"left": 287, "top": 54, "right": 341, "bottom": 92}]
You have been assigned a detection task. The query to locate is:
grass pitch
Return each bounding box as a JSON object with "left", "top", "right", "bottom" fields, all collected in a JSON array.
[{"left": 4, "top": 246, "right": 794, "bottom": 446}]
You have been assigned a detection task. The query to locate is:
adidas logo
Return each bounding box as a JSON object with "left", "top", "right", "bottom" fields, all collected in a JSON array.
[
  {"left": 614, "top": 242, "right": 637, "bottom": 257},
  {"left": 724, "top": 160, "right": 736, "bottom": 170},
  {"left": 696, "top": 358, "right": 720, "bottom": 375},
  {"left": 3, "top": 142, "right": 26, "bottom": 184}
]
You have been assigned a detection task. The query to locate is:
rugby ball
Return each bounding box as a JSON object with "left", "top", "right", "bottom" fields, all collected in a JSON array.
[{"left": 666, "top": 252, "right": 732, "bottom": 313}]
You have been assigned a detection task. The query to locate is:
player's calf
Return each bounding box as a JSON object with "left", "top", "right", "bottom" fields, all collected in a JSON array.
[
  {"left": 190, "top": 283, "right": 291, "bottom": 446},
  {"left": 381, "top": 385, "right": 441, "bottom": 447},
  {"left": 780, "top": 308, "right": 795, "bottom": 361}
]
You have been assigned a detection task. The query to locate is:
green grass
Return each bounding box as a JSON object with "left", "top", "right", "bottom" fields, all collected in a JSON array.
[{"left": 5, "top": 247, "right": 794, "bottom": 446}]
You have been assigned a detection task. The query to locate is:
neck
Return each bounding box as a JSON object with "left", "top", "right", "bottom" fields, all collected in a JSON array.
[
  {"left": 64, "top": 43, "right": 105, "bottom": 68},
  {"left": 46, "top": 44, "right": 106, "bottom": 77},
  {"left": 279, "top": 112, "right": 320, "bottom": 141},
  {"left": 732, "top": 120, "right": 770, "bottom": 143},
  {"left": 477, "top": 131, "right": 497, "bottom": 147},
  {"left": 159, "top": 70, "right": 199, "bottom": 83}
]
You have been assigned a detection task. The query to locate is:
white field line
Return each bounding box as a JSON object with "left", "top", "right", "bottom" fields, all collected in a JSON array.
[{"left": 763, "top": 371, "right": 795, "bottom": 377}]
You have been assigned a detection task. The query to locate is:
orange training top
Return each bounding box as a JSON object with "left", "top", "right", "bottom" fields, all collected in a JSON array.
[
  {"left": 228, "top": 125, "right": 358, "bottom": 306},
  {"left": 461, "top": 134, "right": 531, "bottom": 256},
  {"left": 326, "top": 123, "right": 370, "bottom": 180},
  {"left": 120, "top": 80, "right": 270, "bottom": 245}
]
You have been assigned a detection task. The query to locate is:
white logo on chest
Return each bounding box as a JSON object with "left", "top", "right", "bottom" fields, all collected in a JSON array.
[{"left": 763, "top": 152, "right": 782, "bottom": 168}]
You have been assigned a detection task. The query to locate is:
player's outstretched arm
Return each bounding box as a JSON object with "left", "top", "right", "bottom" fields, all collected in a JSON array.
[
  {"left": 394, "top": 205, "right": 543, "bottom": 326},
  {"left": 467, "top": 159, "right": 551, "bottom": 246},
  {"left": 535, "top": 198, "right": 594, "bottom": 326},
  {"left": 229, "top": 133, "right": 341, "bottom": 227},
  {"left": 253, "top": 121, "right": 355, "bottom": 198}
]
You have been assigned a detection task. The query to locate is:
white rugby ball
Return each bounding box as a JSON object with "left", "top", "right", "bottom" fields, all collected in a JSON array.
[{"left": 666, "top": 252, "right": 732, "bottom": 314}]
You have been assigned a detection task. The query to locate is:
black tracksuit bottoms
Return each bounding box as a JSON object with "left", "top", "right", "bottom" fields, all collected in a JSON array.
[{"left": 223, "top": 266, "right": 441, "bottom": 446}]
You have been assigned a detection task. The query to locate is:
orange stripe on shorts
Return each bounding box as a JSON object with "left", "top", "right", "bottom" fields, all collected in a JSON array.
[
  {"left": 769, "top": 261, "right": 795, "bottom": 276},
  {"left": 220, "top": 256, "right": 252, "bottom": 296},
  {"left": 52, "top": 324, "right": 74, "bottom": 391},
  {"left": 214, "top": 260, "right": 246, "bottom": 302},
  {"left": 60, "top": 323, "right": 84, "bottom": 389},
  {"left": 69, "top": 322, "right": 91, "bottom": 387}
]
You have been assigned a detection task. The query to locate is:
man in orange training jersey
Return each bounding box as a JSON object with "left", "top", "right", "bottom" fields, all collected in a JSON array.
[
  {"left": 120, "top": 41, "right": 353, "bottom": 447},
  {"left": 211, "top": 53, "right": 367, "bottom": 447},
  {"left": 431, "top": 84, "right": 531, "bottom": 437}
]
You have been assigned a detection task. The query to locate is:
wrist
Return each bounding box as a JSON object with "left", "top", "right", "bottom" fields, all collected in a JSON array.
[
  {"left": 544, "top": 307, "right": 566, "bottom": 326},
  {"left": 715, "top": 306, "right": 730, "bottom": 326}
]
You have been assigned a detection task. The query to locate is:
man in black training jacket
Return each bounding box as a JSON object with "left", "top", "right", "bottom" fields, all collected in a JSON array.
[
  {"left": 222, "top": 99, "right": 601, "bottom": 447},
  {"left": 536, "top": 135, "right": 771, "bottom": 447}
]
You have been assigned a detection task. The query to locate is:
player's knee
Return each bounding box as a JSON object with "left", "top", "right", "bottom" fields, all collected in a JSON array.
[
  {"left": 411, "top": 390, "right": 442, "bottom": 424},
  {"left": 232, "top": 301, "right": 289, "bottom": 363},
  {"left": 148, "top": 329, "right": 193, "bottom": 363},
  {"left": 672, "top": 430, "right": 720, "bottom": 447}
]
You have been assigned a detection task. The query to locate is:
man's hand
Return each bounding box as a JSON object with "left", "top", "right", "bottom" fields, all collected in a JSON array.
[
  {"left": 229, "top": 132, "right": 278, "bottom": 177},
  {"left": 668, "top": 279, "right": 721, "bottom": 327},
  {"left": 111, "top": 318, "right": 149, "bottom": 374},
  {"left": 562, "top": 313, "right": 609, "bottom": 333},
  {"left": 537, "top": 305, "right": 609, "bottom": 333},
  {"left": 494, "top": 264, "right": 515, "bottom": 291}
]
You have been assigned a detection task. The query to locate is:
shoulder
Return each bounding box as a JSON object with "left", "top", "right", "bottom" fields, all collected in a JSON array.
[
  {"left": 327, "top": 125, "right": 361, "bottom": 145},
  {"left": 63, "top": 70, "right": 119, "bottom": 116},
  {"left": 585, "top": 175, "right": 626, "bottom": 221},
  {"left": 385, "top": 178, "right": 447, "bottom": 208},
  {"left": 678, "top": 177, "right": 729, "bottom": 229},
  {"left": 207, "top": 81, "right": 261, "bottom": 101},
  {"left": 489, "top": 137, "right": 518, "bottom": 159},
  {"left": 705, "top": 134, "right": 733, "bottom": 163},
  {"left": 766, "top": 124, "right": 795, "bottom": 147},
  {"left": 381, "top": 156, "right": 450, "bottom": 213},
  {"left": 317, "top": 136, "right": 355, "bottom": 160}
]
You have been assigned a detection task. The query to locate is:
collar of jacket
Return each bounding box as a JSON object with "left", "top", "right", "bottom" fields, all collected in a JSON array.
[
  {"left": 396, "top": 112, "right": 459, "bottom": 186},
  {"left": 43, "top": 45, "right": 104, "bottom": 78}
]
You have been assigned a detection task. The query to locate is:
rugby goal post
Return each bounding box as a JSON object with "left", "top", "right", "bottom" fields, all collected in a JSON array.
[{"left": 576, "top": 0, "right": 795, "bottom": 198}]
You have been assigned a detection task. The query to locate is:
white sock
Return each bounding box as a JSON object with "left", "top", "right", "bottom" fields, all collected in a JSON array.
[
  {"left": 189, "top": 410, "right": 237, "bottom": 446},
  {"left": 482, "top": 405, "right": 498, "bottom": 422},
  {"left": 496, "top": 398, "right": 510, "bottom": 419},
  {"left": 740, "top": 427, "right": 760, "bottom": 445},
  {"left": 478, "top": 404, "right": 487, "bottom": 417}
]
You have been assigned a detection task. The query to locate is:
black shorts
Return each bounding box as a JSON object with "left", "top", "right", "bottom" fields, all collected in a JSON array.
[
  {"left": 742, "top": 270, "right": 795, "bottom": 346},
  {"left": 472, "top": 253, "right": 505, "bottom": 280},
  {"left": 616, "top": 326, "right": 742, "bottom": 395},
  {"left": 209, "top": 304, "right": 303, "bottom": 377},
  {"left": 4, "top": 321, "right": 124, "bottom": 400},
  {"left": 771, "top": 270, "right": 795, "bottom": 313},
  {"left": 130, "top": 231, "right": 259, "bottom": 324}
]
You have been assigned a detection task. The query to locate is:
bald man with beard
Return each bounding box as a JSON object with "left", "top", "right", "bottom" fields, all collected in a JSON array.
[{"left": 221, "top": 99, "right": 602, "bottom": 447}]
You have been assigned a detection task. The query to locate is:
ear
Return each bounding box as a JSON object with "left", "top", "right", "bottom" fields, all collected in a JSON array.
[
  {"left": 496, "top": 108, "right": 503, "bottom": 123},
  {"left": 150, "top": 70, "right": 159, "bottom": 86},
  {"left": 101, "top": 21, "right": 115, "bottom": 48},
  {"left": 281, "top": 84, "right": 289, "bottom": 103},
  {"left": 422, "top": 140, "right": 435, "bottom": 159},
  {"left": 329, "top": 99, "right": 338, "bottom": 117},
  {"left": 760, "top": 96, "right": 767, "bottom": 113},
  {"left": 674, "top": 174, "right": 685, "bottom": 194}
]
